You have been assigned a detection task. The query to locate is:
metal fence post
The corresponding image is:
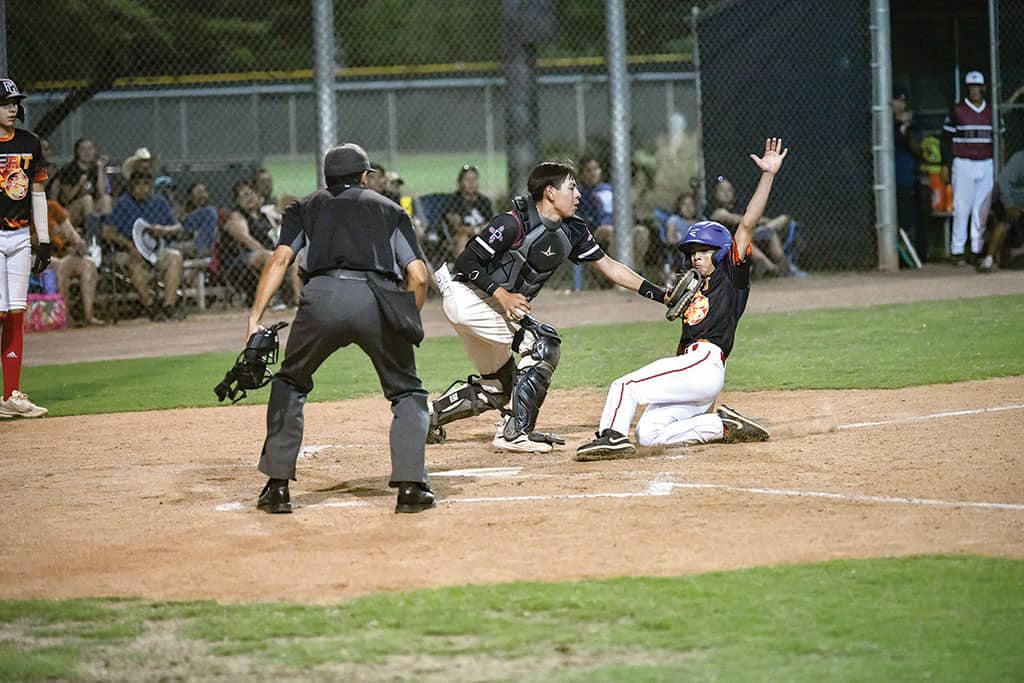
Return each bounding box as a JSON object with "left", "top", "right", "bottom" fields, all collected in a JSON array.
[
  {"left": 871, "top": 0, "right": 898, "bottom": 271},
  {"left": 606, "top": 0, "right": 633, "bottom": 269},
  {"left": 988, "top": 0, "right": 1001, "bottom": 172},
  {"left": 312, "top": 0, "right": 338, "bottom": 188}
]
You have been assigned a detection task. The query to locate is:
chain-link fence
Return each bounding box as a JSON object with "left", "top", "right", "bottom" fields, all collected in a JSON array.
[{"left": 7, "top": 1, "right": 1021, "bottom": 325}]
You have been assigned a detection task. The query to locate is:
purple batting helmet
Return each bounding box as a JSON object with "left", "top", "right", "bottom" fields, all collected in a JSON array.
[{"left": 681, "top": 220, "right": 732, "bottom": 263}]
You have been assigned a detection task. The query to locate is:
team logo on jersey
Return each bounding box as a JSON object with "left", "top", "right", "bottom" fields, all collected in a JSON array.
[
  {"left": 2, "top": 168, "right": 28, "bottom": 200},
  {"left": 0, "top": 154, "right": 32, "bottom": 200},
  {"left": 541, "top": 245, "right": 555, "bottom": 257},
  {"left": 683, "top": 292, "right": 709, "bottom": 325},
  {"left": 488, "top": 225, "right": 505, "bottom": 243}
]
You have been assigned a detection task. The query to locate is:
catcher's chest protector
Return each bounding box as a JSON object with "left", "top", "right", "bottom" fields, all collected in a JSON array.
[{"left": 486, "top": 221, "right": 571, "bottom": 299}]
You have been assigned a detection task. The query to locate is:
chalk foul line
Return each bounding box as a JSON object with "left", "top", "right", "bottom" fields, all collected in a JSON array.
[{"left": 839, "top": 403, "right": 1024, "bottom": 430}]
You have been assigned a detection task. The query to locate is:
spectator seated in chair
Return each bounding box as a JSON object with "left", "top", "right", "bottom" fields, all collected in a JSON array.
[
  {"left": 101, "top": 170, "right": 186, "bottom": 322},
  {"left": 577, "top": 156, "right": 650, "bottom": 268},
  {"left": 708, "top": 175, "right": 806, "bottom": 278},
  {"left": 218, "top": 180, "right": 302, "bottom": 306},
  {"left": 43, "top": 200, "right": 103, "bottom": 326},
  {"left": 46, "top": 136, "right": 112, "bottom": 230},
  {"left": 444, "top": 164, "right": 495, "bottom": 262},
  {"left": 180, "top": 182, "right": 219, "bottom": 259}
]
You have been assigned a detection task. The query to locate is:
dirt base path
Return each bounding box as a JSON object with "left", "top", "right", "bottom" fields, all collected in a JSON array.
[{"left": 3, "top": 377, "right": 1022, "bottom": 603}]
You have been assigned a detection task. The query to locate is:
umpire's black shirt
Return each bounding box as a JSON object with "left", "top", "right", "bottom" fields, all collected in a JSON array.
[{"left": 278, "top": 184, "right": 422, "bottom": 279}]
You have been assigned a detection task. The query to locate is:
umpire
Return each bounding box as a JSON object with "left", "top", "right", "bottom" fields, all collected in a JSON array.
[{"left": 246, "top": 143, "right": 435, "bottom": 514}]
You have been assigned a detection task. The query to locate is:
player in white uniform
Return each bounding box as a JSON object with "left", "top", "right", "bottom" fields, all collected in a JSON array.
[
  {"left": 0, "top": 78, "right": 50, "bottom": 418},
  {"left": 575, "top": 138, "right": 788, "bottom": 459}
]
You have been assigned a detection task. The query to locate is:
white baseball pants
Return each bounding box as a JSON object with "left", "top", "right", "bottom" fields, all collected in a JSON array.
[
  {"left": 0, "top": 227, "right": 32, "bottom": 312},
  {"left": 598, "top": 341, "right": 726, "bottom": 446},
  {"left": 950, "top": 157, "right": 994, "bottom": 256}
]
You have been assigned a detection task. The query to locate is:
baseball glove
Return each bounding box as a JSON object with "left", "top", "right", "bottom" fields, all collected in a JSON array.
[{"left": 665, "top": 268, "right": 702, "bottom": 321}]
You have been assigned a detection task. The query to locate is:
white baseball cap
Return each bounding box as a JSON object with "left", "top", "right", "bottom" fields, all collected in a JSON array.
[{"left": 965, "top": 71, "right": 985, "bottom": 85}]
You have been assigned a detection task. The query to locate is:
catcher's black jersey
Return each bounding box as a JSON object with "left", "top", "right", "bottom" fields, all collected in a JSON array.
[
  {"left": 454, "top": 197, "right": 604, "bottom": 299},
  {"left": 677, "top": 242, "right": 751, "bottom": 358},
  {"left": 0, "top": 128, "right": 47, "bottom": 229}
]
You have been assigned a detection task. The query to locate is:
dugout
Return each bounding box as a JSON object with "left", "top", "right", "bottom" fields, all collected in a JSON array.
[{"left": 696, "top": 0, "right": 1019, "bottom": 271}]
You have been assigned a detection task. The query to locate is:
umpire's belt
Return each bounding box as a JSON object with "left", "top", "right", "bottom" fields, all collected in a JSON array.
[{"left": 315, "top": 268, "right": 370, "bottom": 281}]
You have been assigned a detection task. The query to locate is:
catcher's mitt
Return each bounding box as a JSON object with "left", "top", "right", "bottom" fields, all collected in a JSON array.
[
  {"left": 214, "top": 322, "right": 289, "bottom": 403},
  {"left": 665, "top": 268, "right": 702, "bottom": 321}
]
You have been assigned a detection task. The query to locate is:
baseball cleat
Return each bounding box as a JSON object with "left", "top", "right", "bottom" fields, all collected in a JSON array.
[
  {"left": 574, "top": 429, "right": 636, "bottom": 461},
  {"left": 493, "top": 432, "right": 553, "bottom": 453},
  {"left": 0, "top": 390, "right": 48, "bottom": 418},
  {"left": 717, "top": 404, "right": 770, "bottom": 443}
]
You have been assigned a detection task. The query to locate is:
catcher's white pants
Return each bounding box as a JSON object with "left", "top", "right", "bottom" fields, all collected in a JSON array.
[
  {"left": 950, "top": 156, "right": 993, "bottom": 256},
  {"left": 0, "top": 227, "right": 32, "bottom": 312},
  {"left": 439, "top": 272, "right": 516, "bottom": 385},
  {"left": 599, "top": 341, "right": 726, "bottom": 446}
]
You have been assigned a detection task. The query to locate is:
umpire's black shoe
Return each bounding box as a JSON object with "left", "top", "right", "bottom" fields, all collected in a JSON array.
[
  {"left": 575, "top": 429, "right": 636, "bottom": 461},
  {"left": 717, "top": 404, "right": 770, "bottom": 443},
  {"left": 257, "top": 480, "right": 293, "bottom": 514},
  {"left": 395, "top": 482, "right": 436, "bottom": 514}
]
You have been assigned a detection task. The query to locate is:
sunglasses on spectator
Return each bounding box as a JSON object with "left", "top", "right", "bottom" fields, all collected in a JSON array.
[{"left": 131, "top": 172, "right": 154, "bottom": 181}]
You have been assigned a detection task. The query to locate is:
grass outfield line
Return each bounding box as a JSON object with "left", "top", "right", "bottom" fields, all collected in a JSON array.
[
  {"left": 0, "top": 557, "right": 1021, "bottom": 681},
  {"left": 21, "top": 295, "right": 1024, "bottom": 417}
]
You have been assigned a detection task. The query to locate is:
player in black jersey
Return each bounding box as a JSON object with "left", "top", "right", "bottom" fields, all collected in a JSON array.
[
  {"left": 429, "top": 159, "right": 671, "bottom": 453},
  {"left": 576, "top": 138, "right": 789, "bottom": 460},
  {"left": 0, "top": 78, "right": 50, "bottom": 418}
]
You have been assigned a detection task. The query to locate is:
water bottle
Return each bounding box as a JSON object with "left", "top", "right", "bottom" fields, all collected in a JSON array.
[{"left": 87, "top": 236, "right": 102, "bottom": 268}]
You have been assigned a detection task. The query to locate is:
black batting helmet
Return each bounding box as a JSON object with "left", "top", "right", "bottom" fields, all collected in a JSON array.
[{"left": 0, "top": 78, "right": 26, "bottom": 121}]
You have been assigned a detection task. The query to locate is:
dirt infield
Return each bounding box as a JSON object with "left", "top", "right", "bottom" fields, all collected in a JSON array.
[
  {"left": 3, "top": 381, "right": 1022, "bottom": 604},
  {"left": 4, "top": 265, "right": 1023, "bottom": 603}
]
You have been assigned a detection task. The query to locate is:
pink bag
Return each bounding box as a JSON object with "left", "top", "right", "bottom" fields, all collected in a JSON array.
[{"left": 26, "top": 293, "right": 68, "bottom": 333}]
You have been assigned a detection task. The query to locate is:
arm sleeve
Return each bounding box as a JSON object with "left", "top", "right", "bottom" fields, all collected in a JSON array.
[
  {"left": 32, "top": 191, "right": 49, "bottom": 243},
  {"left": 391, "top": 219, "right": 420, "bottom": 269},
  {"left": 453, "top": 213, "right": 520, "bottom": 295}
]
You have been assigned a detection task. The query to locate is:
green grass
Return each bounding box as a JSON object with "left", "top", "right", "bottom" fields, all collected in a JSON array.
[
  {"left": 266, "top": 151, "right": 508, "bottom": 199},
  {"left": 1, "top": 557, "right": 1021, "bottom": 681},
  {"left": 22, "top": 295, "right": 1024, "bottom": 417}
]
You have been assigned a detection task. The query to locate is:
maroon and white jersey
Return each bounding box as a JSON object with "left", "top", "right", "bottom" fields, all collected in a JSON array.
[{"left": 943, "top": 100, "right": 996, "bottom": 161}]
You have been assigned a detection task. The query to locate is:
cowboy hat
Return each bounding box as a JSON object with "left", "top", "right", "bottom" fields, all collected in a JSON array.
[{"left": 121, "top": 147, "right": 160, "bottom": 181}]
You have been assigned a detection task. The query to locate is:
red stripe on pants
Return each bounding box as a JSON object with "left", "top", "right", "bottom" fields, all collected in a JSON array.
[{"left": 610, "top": 350, "right": 710, "bottom": 428}]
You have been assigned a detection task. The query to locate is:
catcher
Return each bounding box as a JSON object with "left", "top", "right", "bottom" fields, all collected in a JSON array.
[{"left": 575, "top": 138, "right": 788, "bottom": 460}]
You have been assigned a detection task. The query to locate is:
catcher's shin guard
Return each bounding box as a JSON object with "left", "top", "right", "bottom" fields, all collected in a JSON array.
[{"left": 505, "top": 317, "right": 561, "bottom": 438}]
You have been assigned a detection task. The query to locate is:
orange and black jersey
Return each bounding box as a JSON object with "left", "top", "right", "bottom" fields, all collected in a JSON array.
[
  {"left": 0, "top": 128, "right": 47, "bottom": 229},
  {"left": 677, "top": 241, "right": 751, "bottom": 358}
]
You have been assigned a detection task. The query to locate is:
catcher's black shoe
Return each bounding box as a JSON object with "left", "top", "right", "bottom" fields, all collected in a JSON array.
[
  {"left": 575, "top": 429, "right": 636, "bottom": 461},
  {"left": 395, "top": 482, "right": 436, "bottom": 514},
  {"left": 257, "top": 480, "right": 293, "bottom": 514},
  {"left": 717, "top": 404, "right": 770, "bottom": 443}
]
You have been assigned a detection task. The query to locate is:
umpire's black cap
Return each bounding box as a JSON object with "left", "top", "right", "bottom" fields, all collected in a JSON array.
[{"left": 324, "top": 143, "right": 376, "bottom": 177}]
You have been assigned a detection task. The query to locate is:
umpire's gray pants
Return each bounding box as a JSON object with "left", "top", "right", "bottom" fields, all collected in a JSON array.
[{"left": 257, "top": 275, "right": 429, "bottom": 485}]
